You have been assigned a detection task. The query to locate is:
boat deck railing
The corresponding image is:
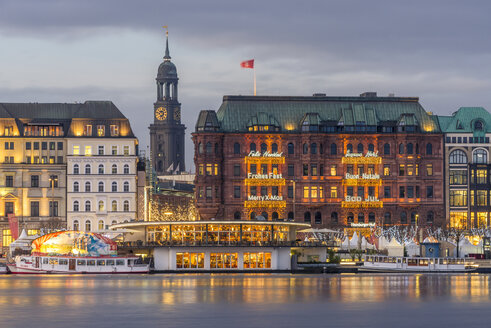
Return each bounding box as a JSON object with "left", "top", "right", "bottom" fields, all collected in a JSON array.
[
  {"left": 117, "top": 240, "right": 336, "bottom": 248},
  {"left": 364, "top": 255, "right": 469, "bottom": 265}
]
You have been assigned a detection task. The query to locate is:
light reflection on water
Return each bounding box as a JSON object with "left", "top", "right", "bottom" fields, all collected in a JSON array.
[{"left": 0, "top": 274, "right": 490, "bottom": 327}]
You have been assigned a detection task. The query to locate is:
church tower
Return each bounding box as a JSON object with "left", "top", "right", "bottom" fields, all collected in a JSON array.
[{"left": 149, "top": 30, "right": 186, "bottom": 175}]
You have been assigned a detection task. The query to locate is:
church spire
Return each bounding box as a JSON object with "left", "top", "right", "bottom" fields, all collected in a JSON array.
[{"left": 163, "top": 27, "right": 171, "bottom": 61}]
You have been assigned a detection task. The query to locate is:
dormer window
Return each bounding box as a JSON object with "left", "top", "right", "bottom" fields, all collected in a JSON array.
[
  {"left": 84, "top": 125, "right": 92, "bottom": 136},
  {"left": 475, "top": 120, "right": 484, "bottom": 131},
  {"left": 97, "top": 125, "right": 105, "bottom": 137},
  {"left": 110, "top": 125, "right": 119, "bottom": 136}
]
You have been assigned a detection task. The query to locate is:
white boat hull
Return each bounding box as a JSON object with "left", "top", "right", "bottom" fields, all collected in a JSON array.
[{"left": 361, "top": 255, "right": 477, "bottom": 273}]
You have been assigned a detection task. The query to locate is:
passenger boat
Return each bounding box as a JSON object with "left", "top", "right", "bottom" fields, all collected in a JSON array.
[
  {"left": 7, "top": 230, "right": 149, "bottom": 274},
  {"left": 7, "top": 255, "right": 148, "bottom": 274},
  {"left": 360, "top": 255, "right": 477, "bottom": 273}
]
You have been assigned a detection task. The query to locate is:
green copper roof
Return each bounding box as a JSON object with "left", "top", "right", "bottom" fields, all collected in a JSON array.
[
  {"left": 437, "top": 107, "right": 491, "bottom": 134},
  {"left": 209, "top": 95, "right": 440, "bottom": 133}
]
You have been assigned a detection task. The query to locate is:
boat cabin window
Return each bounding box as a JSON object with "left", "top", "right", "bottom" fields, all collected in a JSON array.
[
  {"left": 106, "top": 260, "right": 115, "bottom": 266},
  {"left": 97, "top": 260, "right": 105, "bottom": 266},
  {"left": 77, "top": 260, "right": 86, "bottom": 266},
  {"left": 49, "top": 258, "right": 58, "bottom": 265},
  {"left": 87, "top": 260, "right": 96, "bottom": 266},
  {"left": 116, "top": 259, "right": 125, "bottom": 266},
  {"left": 59, "top": 259, "right": 68, "bottom": 265},
  {"left": 43, "top": 258, "right": 49, "bottom": 264}
]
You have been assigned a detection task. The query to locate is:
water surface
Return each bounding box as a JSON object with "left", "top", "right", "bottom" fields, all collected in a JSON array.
[{"left": 0, "top": 273, "right": 489, "bottom": 328}]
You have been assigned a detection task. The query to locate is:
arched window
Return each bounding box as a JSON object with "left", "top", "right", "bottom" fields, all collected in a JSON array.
[
  {"left": 112, "top": 164, "right": 117, "bottom": 174},
  {"left": 205, "top": 142, "right": 212, "bottom": 154},
  {"left": 400, "top": 212, "right": 407, "bottom": 224},
  {"left": 112, "top": 181, "right": 117, "bottom": 192},
  {"left": 215, "top": 143, "right": 219, "bottom": 154},
  {"left": 111, "top": 220, "right": 117, "bottom": 226},
  {"left": 304, "top": 212, "right": 311, "bottom": 223},
  {"left": 315, "top": 211, "right": 322, "bottom": 224},
  {"left": 368, "top": 144, "right": 374, "bottom": 152},
  {"left": 85, "top": 181, "right": 91, "bottom": 192},
  {"left": 98, "top": 181, "right": 104, "bottom": 192},
  {"left": 98, "top": 164, "right": 104, "bottom": 174},
  {"left": 98, "top": 201, "right": 104, "bottom": 212},
  {"left": 384, "top": 143, "right": 390, "bottom": 155},
  {"left": 399, "top": 143, "right": 404, "bottom": 154},
  {"left": 123, "top": 181, "right": 130, "bottom": 192},
  {"left": 198, "top": 142, "right": 203, "bottom": 154},
  {"left": 475, "top": 120, "right": 484, "bottom": 131},
  {"left": 415, "top": 143, "right": 419, "bottom": 154},
  {"left": 288, "top": 212, "right": 294, "bottom": 221},
  {"left": 234, "top": 143, "right": 241, "bottom": 154},
  {"left": 260, "top": 143, "right": 267, "bottom": 153},
  {"left": 303, "top": 143, "right": 308, "bottom": 154},
  {"left": 427, "top": 211, "right": 434, "bottom": 224},
  {"left": 411, "top": 212, "right": 418, "bottom": 224},
  {"left": 73, "top": 182, "right": 79, "bottom": 192},
  {"left": 368, "top": 212, "right": 375, "bottom": 223},
  {"left": 112, "top": 200, "right": 117, "bottom": 211},
  {"left": 250, "top": 211, "right": 256, "bottom": 220},
  {"left": 347, "top": 144, "right": 353, "bottom": 153},
  {"left": 320, "top": 143, "right": 323, "bottom": 154},
  {"left": 123, "top": 164, "right": 129, "bottom": 174},
  {"left": 272, "top": 212, "right": 279, "bottom": 221},
  {"left": 73, "top": 201, "right": 79, "bottom": 212},
  {"left": 384, "top": 212, "right": 391, "bottom": 225},
  {"left": 98, "top": 220, "right": 104, "bottom": 231},
  {"left": 357, "top": 143, "right": 363, "bottom": 153},
  {"left": 358, "top": 213, "right": 365, "bottom": 223},
  {"left": 85, "top": 220, "right": 91, "bottom": 232},
  {"left": 426, "top": 143, "right": 432, "bottom": 155},
  {"left": 449, "top": 150, "right": 467, "bottom": 164},
  {"left": 85, "top": 201, "right": 91, "bottom": 212},
  {"left": 272, "top": 143, "right": 278, "bottom": 153},
  {"left": 123, "top": 200, "right": 129, "bottom": 212},
  {"left": 407, "top": 143, "right": 413, "bottom": 154},
  {"left": 85, "top": 164, "right": 91, "bottom": 174},
  {"left": 288, "top": 143, "right": 294, "bottom": 154},
  {"left": 234, "top": 211, "right": 241, "bottom": 220},
  {"left": 250, "top": 143, "right": 256, "bottom": 152},
  {"left": 261, "top": 211, "right": 268, "bottom": 220},
  {"left": 73, "top": 220, "right": 79, "bottom": 231},
  {"left": 311, "top": 143, "right": 317, "bottom": 154},
  {"left": 473, "top": 149, "right": 488, "bottom": 164},
  {"left": 347, "top": 212, "right": 354, "bottom": 223},
  {"left": 331, "top": 143, "right": 337, "bottom": 155},
  {"left": 73, "top": 164, "right": 79, "bottom": 175},
  {"left": 331, "top": 212, "right": 338, "bottom": 223}
]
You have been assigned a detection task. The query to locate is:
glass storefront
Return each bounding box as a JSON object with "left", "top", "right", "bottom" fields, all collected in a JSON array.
[
  {"left": 176, "top": 253, "right": 205, "bottom": 269},
  {"left": 210, "top": 253, "right": 238, "bottom": 269},
  {"left": 244, "top": 252, "right": 272, "bottom": 269},
  {"left": 450, "top": 212, "right": 467, "bottom": 229}
]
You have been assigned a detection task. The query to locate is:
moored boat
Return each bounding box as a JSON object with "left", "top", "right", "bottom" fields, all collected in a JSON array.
[
  {"left": 7, "top": 230, "right": 149, "bottom": 274},
  {"left": 0, "top": 263, "right": 8, "bottom": 274},
  {"left": 360, "top": 255, "right": 477, "bottom": 273}
]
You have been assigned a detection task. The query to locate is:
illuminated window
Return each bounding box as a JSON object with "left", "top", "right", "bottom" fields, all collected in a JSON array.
[
  {"left": 198, "top": 164, "right": 204, "bottom": 175},
  {"left": 272, "top": 164, "right": 278, "bottom": 175},
  {"left": 330, "top": 165, "right": 337, "bottom": 176},
  {"left": 471, "top": 190, "right": 474, "bottom": 206},
  {"left": 383, "top": 165, "right": 390, "bottom": 176},
  {"left": 476, "top": 169, "right": 487, "bottom": 184},
  {"left": 319, "top": 186, "right": 323, "bottom": 198},
  {"left": 98, "top": 201, "right": 104, "bottom": 212},
  {"left": 261, "top": 164, "right": 267, "bottom": 174},
  {"left": 206, "top": 164, "right": 213, "bottom": 175},
  {"left": 110, "top": 125, "right": 119, "bottom": 136},
  {"left": 449, "top": 170, "right": 467, "bottom": 184},
  {"left": 84, "top": 125, "right": 92, "bottom": 136},
  {"left": 303, "top": 186, "right": 309, "bottom": 198},
  {"left": 73, "top": 145, "right": 80, "bottom": 155},
  {"left": 85, "top": 146, "right": 92, "bottom": 156},
  {"left": 97, "top": 125, "right": 105, "bottom": 136},
  {"left": 449, "top": 190, "right": 466, "bottom": 206},
  {"left": 367, "top": 165, "right": 375, "bottom": 175},
  {"left": 330, "top": 187, "right": 337, "bottom": 198},
  {"left": 426, "top": 164, "right": 433, "bottom": 176},
  {"left": 357, "top": 165, "right": 364, "bottom": 176},
  {"left": 2, "top": 229, "right": 12, "bottom": 247},
  {"left": 311, "top": 186, "right": 318, "bottom": 198},
  {"left": 407, "top": 165, "right": 414, "bottom": 176},
  {"left": 311, "top": 164, "right": 318, "bottom": 176},
  {"left": 477, "top": 190, "right": 487, "bottom": 206}
]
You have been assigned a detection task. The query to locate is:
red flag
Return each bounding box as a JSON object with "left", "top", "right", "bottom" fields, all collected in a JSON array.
[
  {"left": 240, "top": 59, "right": 254, "bottom": 69},
  {"left": 8, "top": 213, "right": 19, "bottom": 240}
]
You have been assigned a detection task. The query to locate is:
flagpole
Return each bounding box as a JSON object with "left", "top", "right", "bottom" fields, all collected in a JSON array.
[{"left": 253, "top": 68, "right": 256, "bottom": 96}]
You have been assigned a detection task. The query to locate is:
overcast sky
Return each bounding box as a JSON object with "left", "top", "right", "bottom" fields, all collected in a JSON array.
[{"left": 2, "top": 0, "right": 491, "bottom": 171}]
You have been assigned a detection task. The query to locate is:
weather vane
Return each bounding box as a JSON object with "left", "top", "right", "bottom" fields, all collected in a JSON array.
[{"left": 163, "top": 25, "right": 168, "bottom": 37}]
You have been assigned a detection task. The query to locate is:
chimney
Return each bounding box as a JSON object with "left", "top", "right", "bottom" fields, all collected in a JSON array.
[{"left": 359, "top": 92, "right": 377, "bottom": 98}]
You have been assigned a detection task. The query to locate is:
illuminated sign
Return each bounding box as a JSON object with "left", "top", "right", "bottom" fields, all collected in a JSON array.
[
  {"left": 342, "top": 150, "right": 382, "bottom": 164},
  {"left": 247, "top": 173, "right": 283, "bottom": 179},
  {"left": 247, "top": 151, "right": 283, "bottom": 158},
  {"left": 345, "top": 150, "right": 379, "bottom": 158},
  {"left": 350, "top": 222, "right": 376, "bottom": 228},
  {"left": 248, "top": 195, "right": 283, "bottom": 201},
  {"left": 345, "top": 173, "right": 380, "bottom": 180},
  {"left": 345, "top": 196, "right": 379, "bottom": 202}
]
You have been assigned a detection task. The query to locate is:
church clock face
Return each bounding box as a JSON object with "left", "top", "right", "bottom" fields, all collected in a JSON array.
[
  {"left": 173, "top": 108, "right": 181, "bottom": 121},
  {"left": 155, "top": 107, "right": 167, "bottom": 121}
]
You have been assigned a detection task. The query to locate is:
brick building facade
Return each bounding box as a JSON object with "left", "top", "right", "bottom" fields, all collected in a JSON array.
[{"left": 193, "top": 94, "right": 445, "bottom": 228}]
